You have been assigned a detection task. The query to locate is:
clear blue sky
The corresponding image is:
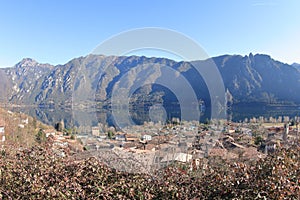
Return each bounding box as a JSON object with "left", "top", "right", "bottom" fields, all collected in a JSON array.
[{"left": 0, "top": 0, "right": 299, "bottom": 67}]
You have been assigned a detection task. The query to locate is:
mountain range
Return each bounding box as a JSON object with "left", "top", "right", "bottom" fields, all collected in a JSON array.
[{"left": 0, "top": 53, "right": 299, "bottom": 112}]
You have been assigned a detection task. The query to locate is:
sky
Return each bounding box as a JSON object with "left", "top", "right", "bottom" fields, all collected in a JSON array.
[{"left": 0, "top": 0, "right": 299, "bottom": 67}]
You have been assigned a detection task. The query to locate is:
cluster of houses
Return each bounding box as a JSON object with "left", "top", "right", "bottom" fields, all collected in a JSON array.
[
  {"left": 263, "top": 122, "right": 299, "bottom": 153},
  {"left": 77, "top": 119, "right": 300, "bottom": 171},
  {"left": 42, "top": 128, "right": 84, "bottom": 157}
]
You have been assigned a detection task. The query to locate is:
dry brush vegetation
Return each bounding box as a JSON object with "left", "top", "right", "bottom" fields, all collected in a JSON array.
[{"left": 0, "top": 142, "right": 300, "bottom": 199}]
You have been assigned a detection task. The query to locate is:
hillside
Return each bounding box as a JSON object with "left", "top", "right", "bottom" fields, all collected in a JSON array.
[{"left": 0, "top": 107, "right": 52, "bottom": 147}]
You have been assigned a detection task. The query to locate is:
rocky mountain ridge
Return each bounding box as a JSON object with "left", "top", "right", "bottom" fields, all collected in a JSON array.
[{"left": 0, "top": 53, "right": 299, "bottom": 109}]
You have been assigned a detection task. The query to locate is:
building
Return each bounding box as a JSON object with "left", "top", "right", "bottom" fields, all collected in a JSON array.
[
  {"left": 171, "top": 117, "right": 180, "bottom": 124},
  {"left": 142, "top": 134, "right": 152, "bottom": 141},
  {"left": 115, "top": 133, "right": 126, "bottom": 141},
  {"left": 161, "top": 152, "right": 193, "bottom": 164},
  {"left": 91, "top": 127, "right": 100, "bottom": 137},
  {"left": 43, "top": 129, "right": 56, "bottom": 138},
  {"left": 125, "top": 133, "right": 139, "bottom": 142},
  {"left": 283, "top": 123, "right": 289, "bottom": 141},
  {"left": 0, "top": 124, "right": 5, "bottom": 142},
  {"left": 21, "top": 118, "right": 29, "bottom": 125},
  {"left": 265, "top": 140, "right": 279, "bottom": 154}
]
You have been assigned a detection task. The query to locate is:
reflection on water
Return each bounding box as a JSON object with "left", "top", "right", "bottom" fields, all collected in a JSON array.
[
  {"left": 4, "top": 104, "right": 300, "bottom": 129},
  {"left": 229, "top": 105, "right": 300, "bottom": 122}
]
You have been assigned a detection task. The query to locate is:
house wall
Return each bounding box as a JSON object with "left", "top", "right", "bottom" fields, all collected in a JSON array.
[
  {"left": 1, "top": 135, "right": 5, "bottom": 142},
  {"left": 91, "top": 128, "right": 100, "bottom": 136},
  {"left": 143, "top": 135, "right": 152, "bottom": 141},
  {"left": 0, "top": 126, "right": 5, "bottom": 142}
]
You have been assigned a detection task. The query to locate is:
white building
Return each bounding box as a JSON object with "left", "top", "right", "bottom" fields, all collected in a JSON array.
[
  {"left": 161, "top": 152, "right": 193, "bottom": 163},
  {"left": 21, "top": 118, "right": 29, "bottom": 125},
  {"left": 0, "top": 125, "right": 5, "bottom": 142},
  {"left": 142, "top": 134, "right": 152, "bottom": 141},
  {"left": 43, "top": 129, "right": 56, "bottom": 137}
]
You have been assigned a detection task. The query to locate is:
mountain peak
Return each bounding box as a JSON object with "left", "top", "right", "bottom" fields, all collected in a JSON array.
[
  {"left": 14, "top": 58, "right": 54, "bottom": 69},
  {"left": 16, "top": 58, "right": 38, "bottom": 68}
]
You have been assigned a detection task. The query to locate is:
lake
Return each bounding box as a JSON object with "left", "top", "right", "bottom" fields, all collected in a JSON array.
[{"left": 5, "top": 104, "right": 300, "bottom": 130}]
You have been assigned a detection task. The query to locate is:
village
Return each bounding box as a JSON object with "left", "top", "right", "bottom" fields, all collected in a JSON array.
[
  {"left": 72, "top": 116, "right": 300, "bottom": 173},
  {"left": 1, "top": 107, "right": 299, "bottom": 173}
]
